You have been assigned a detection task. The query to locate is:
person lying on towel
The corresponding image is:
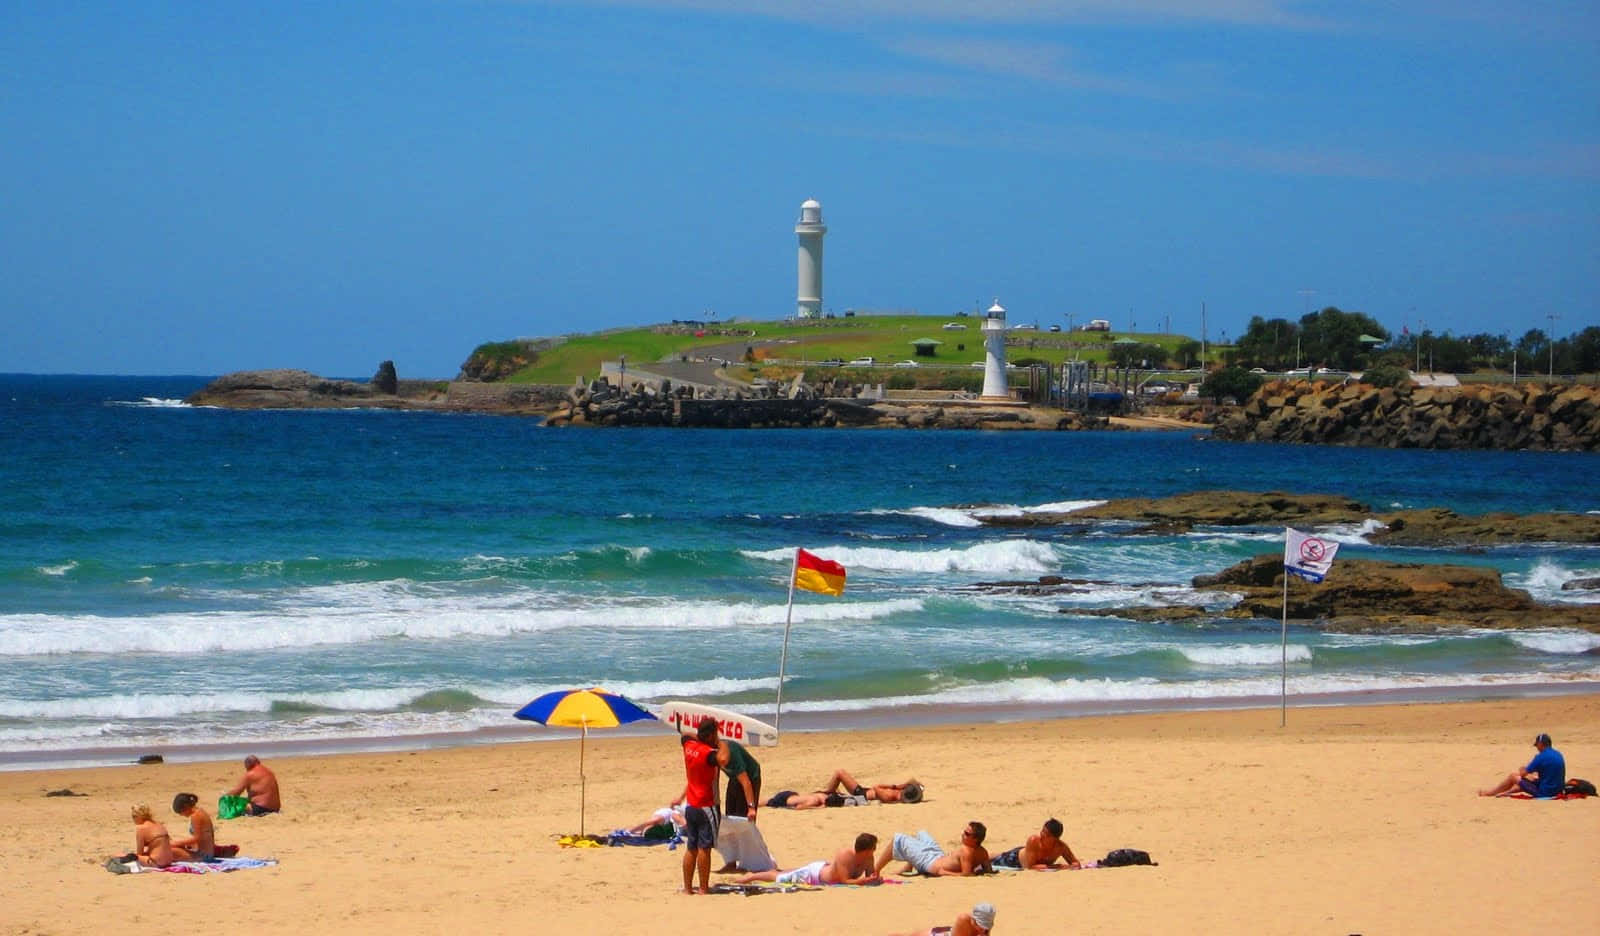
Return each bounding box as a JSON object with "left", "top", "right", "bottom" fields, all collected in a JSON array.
[{"left": 733, "top": 833, "right": 880, "bottom": 886}]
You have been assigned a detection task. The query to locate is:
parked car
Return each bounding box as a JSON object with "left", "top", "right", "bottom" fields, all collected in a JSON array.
[
  {"left": 848, "top": 356, "right": 877, "bottom": 366},
  {"left": 817, "top": 358, "right": 843, "bottom": 367},
  {"left": 942, "top": 322, "right": 968, "bottom": 331},
  {"left": 1286, "top": 367, "right": 1311, "bottom": 377},
  {"left": 1049, "top": 324, "right": 1062, "bottom": 332},
  {"left": 893, "top": 360, "right": 919, "bottom": 368},
  {"left": 1249, "top": 367, "right": 1267, "bottom": 374}
]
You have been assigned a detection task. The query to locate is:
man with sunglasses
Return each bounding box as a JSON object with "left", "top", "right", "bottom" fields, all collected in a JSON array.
[{"left": 875, "top": 821, "right": 992, "bottom": 877}]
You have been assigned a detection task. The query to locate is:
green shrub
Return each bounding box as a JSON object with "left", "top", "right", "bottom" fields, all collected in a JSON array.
[
  {"left": 1200, "top": 366, "right": 1264, "bottom": 402},
  {"left": 1361, "top": 363, "right": 1411, "bottom": 388}
]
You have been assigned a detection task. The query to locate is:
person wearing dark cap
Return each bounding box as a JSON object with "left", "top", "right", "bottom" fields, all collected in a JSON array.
[
  {"left": 224, "top": 755, "right": 281, "bottom": 815},
  {"left": 1479, "top": 732, "right": 1565, "bottom": 797}
]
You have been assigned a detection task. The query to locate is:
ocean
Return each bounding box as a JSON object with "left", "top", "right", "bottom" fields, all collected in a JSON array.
[{"left": 2, "top": 374, "right": 1597, "bottom": 770}]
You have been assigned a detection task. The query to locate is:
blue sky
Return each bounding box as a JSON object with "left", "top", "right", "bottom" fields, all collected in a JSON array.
[{"left": 2, "top": 1, "right": 1595, "bottom": 377}]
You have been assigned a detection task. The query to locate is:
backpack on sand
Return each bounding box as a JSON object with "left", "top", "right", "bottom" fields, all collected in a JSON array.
[
  {"left": 1101, "top": 848, "right": 1157, "bottom": 867},
  {"left": 1565, "top": 778, "right": 1597, "bottom": 797}
]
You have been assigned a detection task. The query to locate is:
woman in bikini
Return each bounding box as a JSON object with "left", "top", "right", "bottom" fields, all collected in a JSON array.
[
  {"left": 169, "top": 793, "right": 215, "bottom": 861},
  {"left": 131, "top": 804, "right": 175, "bottom": 868}
]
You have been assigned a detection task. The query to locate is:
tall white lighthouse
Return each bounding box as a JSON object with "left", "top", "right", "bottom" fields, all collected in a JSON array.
[
  {"left": 795, "top": 199, "right": 826, "bottom": 318},
  {"left": 980, "top": 299, "right": 1010, "bottom": 399}
]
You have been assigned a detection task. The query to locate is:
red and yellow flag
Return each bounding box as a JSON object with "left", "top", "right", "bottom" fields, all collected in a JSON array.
[{"left": 793, "top": 548, "right": 846, "bottom": 596}]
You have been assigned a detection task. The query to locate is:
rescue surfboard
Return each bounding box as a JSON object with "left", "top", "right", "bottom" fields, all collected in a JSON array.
[{"left": 655, "top": 700, "right": 779, "bottom": 748}]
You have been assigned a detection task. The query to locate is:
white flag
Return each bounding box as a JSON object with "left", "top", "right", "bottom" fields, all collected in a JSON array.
[{"left": 1284, "top": 528, "right": 1339, "bottom": 583}]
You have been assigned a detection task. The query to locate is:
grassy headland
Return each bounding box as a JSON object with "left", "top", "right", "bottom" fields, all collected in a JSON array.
[{"left": 474, "top": 314, "right": 1197, "bottom": 386}]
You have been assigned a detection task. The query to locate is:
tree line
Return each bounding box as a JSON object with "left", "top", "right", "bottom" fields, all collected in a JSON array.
[{"left": 1227, "top": 308, "right": 1599, "bottom": 375}]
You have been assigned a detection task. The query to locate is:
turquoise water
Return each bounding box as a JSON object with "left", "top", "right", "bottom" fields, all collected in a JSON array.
[{"left": 2, "top": 374, "right": 1597, "bottom": 767}]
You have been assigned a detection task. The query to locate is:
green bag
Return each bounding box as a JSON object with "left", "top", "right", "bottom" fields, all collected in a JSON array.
[{"left": 218, "top": 795, "right": 250, "bottom": 820}]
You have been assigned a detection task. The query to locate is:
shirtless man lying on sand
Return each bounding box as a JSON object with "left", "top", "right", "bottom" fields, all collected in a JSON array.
[
  {"left": 734, "top": 833, "right": 881, "bottom": 886},
  {"left": 875, "top": 821, "right": 992, "bottom": 877},
  {"left": 990, "top": 818, "right": 1079, "bottom": 871},
  {"left": 765, "top": 769, "right": 924, "bottom": 809}
]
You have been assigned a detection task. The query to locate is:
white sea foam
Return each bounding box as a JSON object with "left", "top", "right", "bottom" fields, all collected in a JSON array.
[
  {"left": 36, "top": 561, "right": 77, "bottom": 577},
  {"left": 1508, "top": 559, "right": 1600, "bottom": 604},
  {"left": 779, "top": 668, "right": 1600, "bottom": 711},
  {"left": 744, "top": 540, "right": 1060, "bottom": 575},
  {"left": 883, "top": 499, "right": 1106, "bottom": 528},
  {"left": 1180, "top": 644, "right": 1313, "bottom": 666},
  {"left": 1503, "top": 630, "right": 1600, "bottom": 655},
  {"left": 109, "top": 397, "right": 192, "bottom": 408},
  {"left": 0, "top": 594, "right": 927, "bottom": 657},
  {"left": 1320, "top": 518, "right": 1387, "bottom": 545}
]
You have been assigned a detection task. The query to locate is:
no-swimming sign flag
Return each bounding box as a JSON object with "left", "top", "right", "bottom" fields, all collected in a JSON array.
[
  {"left": 793, "top": 548, "right": 847, "bottom": 596},
  {"left": 1283, "top": 528, "right": 1340, "bottom": 584}
]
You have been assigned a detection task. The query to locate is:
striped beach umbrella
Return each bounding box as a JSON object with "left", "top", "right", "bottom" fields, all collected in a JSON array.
[{"left": 514, "top": 688, "right": 657, "bottom": 837}]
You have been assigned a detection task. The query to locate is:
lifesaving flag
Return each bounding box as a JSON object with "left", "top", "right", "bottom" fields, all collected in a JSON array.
[{"left": 793, "top": 548, "right": 846, "bottom": 596}]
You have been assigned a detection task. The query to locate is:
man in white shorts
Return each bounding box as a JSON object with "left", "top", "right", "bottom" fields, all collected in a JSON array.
[{"left": 735, "top": 833, "right": 880, "bottom": 886}]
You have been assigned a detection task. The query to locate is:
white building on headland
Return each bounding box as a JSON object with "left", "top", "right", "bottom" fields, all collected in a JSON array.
[
  {"left": 981, "top": 299, "right": 1009, "bottom": 399},
  {"left": 795, "top": 199, "right": 826, "bottom": 318}
]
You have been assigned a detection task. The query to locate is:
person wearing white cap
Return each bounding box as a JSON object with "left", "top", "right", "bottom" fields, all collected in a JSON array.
[
  {"left": 893, "top": 902, "right": 996, "bottom": 936},
  {"left": 1478, "top": 732, "right": 1565, "bottom": 798}
]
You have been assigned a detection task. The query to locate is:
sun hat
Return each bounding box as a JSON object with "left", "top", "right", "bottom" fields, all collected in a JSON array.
[{"left": 971, "top": 903, "right": 996, "bottom": 930}]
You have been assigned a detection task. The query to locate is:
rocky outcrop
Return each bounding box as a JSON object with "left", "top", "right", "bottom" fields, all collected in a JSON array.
[
  {"left": 972, "top": 490, "right": 1600, "bottom": 546},
  {"left": 371, "top": 360, "right": 398, "bottom": 395},
  {"left": 1213, "top": 380, "right": 1600, "bottom": 451},
  {"left": 1190, "top": 554, "right": 1600, "bottom": 633}
]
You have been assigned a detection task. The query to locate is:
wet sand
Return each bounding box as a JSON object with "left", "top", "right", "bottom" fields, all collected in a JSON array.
[{"left": 5, "top": 694, "right": 1597, "bottom": 935}]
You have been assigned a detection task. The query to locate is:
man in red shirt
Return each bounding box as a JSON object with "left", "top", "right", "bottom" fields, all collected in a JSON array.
[{"left": 678, "top": 719, "right": 724, "bottom": 894}]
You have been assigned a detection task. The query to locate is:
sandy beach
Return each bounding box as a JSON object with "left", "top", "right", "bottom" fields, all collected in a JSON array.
[{"left": 5, "top": 695, "right": 1598, "bottom": 935}]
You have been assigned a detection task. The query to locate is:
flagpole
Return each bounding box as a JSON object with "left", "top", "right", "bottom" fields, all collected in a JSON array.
[
  {"left": 1280, "top": 569, "right": 1289, "bottom": 728},
  {"left": 774, "top": 548, "right": 800, "bottom": 732}
]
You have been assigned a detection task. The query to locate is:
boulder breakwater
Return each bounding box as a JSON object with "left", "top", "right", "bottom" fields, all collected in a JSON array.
[{"left": 1212, "top": 380, "right": 1600, "bottom": 451}]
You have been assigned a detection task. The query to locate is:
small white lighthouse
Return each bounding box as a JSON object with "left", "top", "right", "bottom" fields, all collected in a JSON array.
[
  {"left": 795, "top": 199, "right": 826, "bottom": 318},
  {"left": 980, "top": 299, "right": 1010, "bottom": 399}
]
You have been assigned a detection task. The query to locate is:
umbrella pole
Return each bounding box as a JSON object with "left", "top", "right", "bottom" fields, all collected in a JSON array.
[{"left": 580, "top": 719, "right": 588, "bottom": 838}]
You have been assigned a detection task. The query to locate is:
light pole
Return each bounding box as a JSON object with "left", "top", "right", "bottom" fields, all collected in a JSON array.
[
  {"left": 1546, "top": 312, "right": 1560, "bottom": 380},
  {"left": 1415, "top": 320, "right": 1425, "bottom": 372}
]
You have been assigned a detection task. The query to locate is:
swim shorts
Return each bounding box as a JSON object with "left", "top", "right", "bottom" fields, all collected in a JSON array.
[
  {"left": 246, "top": 804, "right": 279, "bottom": 817},
  {"left": 991, "top": 846, "right": 1022, "bottom": 870},
  {"left": 776, "top": 860, "right": 828, "bottom": 886},
  {"left": 683, "top": 804, "right": 719, "bottom": 849},
  {"left": 766, "top": 791, "right": 798, "bottom": 808},
  {"left": 890, "top": 830, "right": 946, "bottom": 875}
]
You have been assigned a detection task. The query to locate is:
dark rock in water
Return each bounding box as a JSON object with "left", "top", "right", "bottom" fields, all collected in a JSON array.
[
  {"left": 45, "top": 788, "right": 87, "bottom": 797},
  {"left": 1563, "top": 577, "right": 1600, "bottom": 591},
  {"left": 371, "top": 360, "right": 398, "bottom": 394},
  {"left": 1192, "top": 554, "right": 1600, "bottom": 633},
  {"left": 136, "top": 754, "right": 163, "bottom": 765},
  {"left": 1074, "top": 606, "right": 1210, "bottom": 622}
]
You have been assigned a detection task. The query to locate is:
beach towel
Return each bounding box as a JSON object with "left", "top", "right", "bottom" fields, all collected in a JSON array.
[
  {"left": 715, "top": 815, "right": 776, "bottom": 873},
  {"left": 217, "top": 795, "right": 250, "bottom": 820},
  {"left": 605, "top": 829, "right": 682, "bottom": 849},
  {"left": 556, "top": 834, "right": 608, "bottom": 848},
  {"left": 106, "top": 856, "right": 276, "bottom": 874},
  {"left": 706, "top": 881, "right": 821, "bottom": 896},
  {"left": 1506, "top": 791, "right": 1588, "bottom": 801}
]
